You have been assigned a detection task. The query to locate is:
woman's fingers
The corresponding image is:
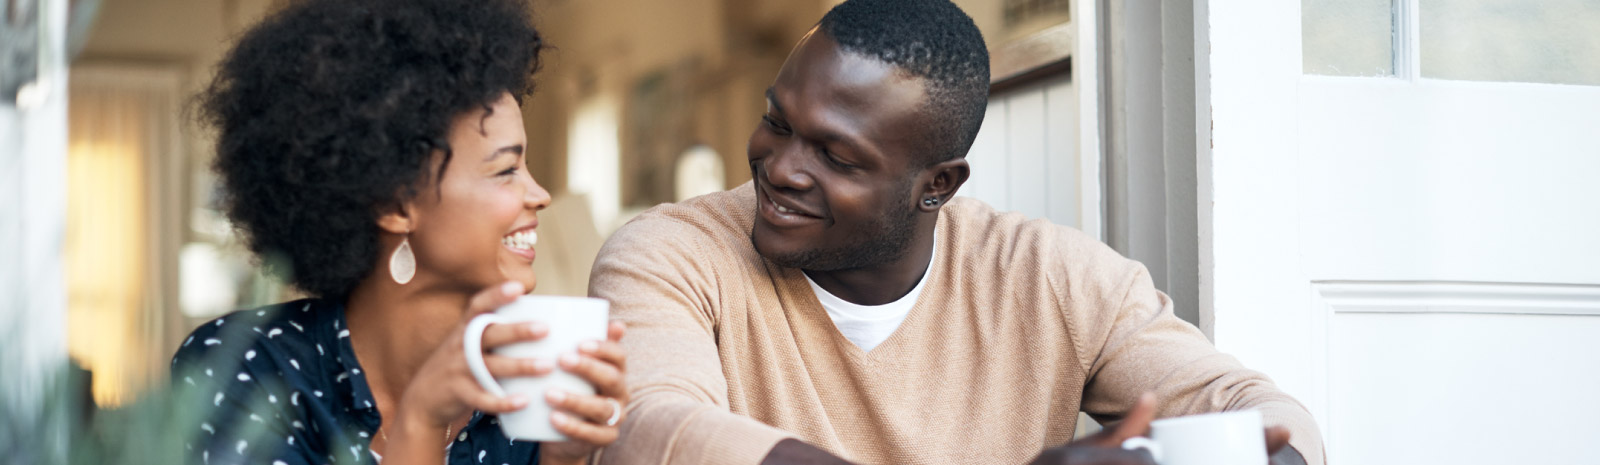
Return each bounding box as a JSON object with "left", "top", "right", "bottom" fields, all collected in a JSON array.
[
  {"left": 480, "top": 321, "right": 548, "bottom": 349},
  {"left": 481, "top": 353, "right": 555, "bottom": 378},
  {"left": 549, "top": 411, "right": 619, "bottom": 447},
  {"left": 460, "top": 383, "right": 531, "bottom": 414},
  {"left": 606, "top": 320, "right": 626, "bottom": 342},
  {"left": 465, "top": 281, "right": 524, "bottom": 318},
  {"left": 559, "top": 351, "right": 625, "bottom": 398},
  {"left": 578, "top": 339, "right": 626, "bottom": 374},
  {"left": 546, "top": 390, "right": 622, "bottom": 425}
]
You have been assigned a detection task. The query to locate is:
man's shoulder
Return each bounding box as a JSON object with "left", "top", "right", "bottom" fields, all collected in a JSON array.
[
  {"left": 943, "top": 197, "right": 1109, "bottom": 260},
  {"left": 941, "top": 197, "right": 1141, "bottom": 292}
]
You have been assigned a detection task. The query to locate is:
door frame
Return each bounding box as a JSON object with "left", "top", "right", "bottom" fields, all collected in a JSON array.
[{"left": 1098, "top": 0, "right": 1204, "bottom": 329}]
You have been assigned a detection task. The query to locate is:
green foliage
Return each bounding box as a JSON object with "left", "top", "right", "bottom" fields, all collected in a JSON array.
[{"left": 1, "top": 345, "right": 283, "bottom": 465}]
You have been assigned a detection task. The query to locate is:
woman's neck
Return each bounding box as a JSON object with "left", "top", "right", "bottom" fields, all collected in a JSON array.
[{"left": 344, "top": 276, "right": 471, "bottom": 408}]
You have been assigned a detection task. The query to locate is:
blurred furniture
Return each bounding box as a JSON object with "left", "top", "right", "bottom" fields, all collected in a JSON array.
[{"left": 529, "top": 192, "right": 607, "bottom": 297}]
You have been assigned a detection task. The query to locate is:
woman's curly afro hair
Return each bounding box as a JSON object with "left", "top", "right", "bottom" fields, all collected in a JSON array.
[{"left": 198, "top": 0, "right": 544, "bottom": 299}]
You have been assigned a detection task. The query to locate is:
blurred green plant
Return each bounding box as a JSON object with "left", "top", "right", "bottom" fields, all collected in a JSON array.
[{"left": 1, "top": 324, "right": 302, "bottom": 465}]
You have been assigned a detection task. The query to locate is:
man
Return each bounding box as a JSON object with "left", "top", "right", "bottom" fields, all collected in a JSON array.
[{"left": 590, "top": 0, "right": 1323, "bottom": 464}]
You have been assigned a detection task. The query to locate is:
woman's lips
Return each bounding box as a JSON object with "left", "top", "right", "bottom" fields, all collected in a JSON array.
[{"left": 501, "top": 229, "right": 537, "bottom": 260}]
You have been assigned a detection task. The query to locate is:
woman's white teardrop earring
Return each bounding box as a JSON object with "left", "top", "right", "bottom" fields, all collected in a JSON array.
[{"left": 390, "top": 235, "right": 416, "bottom": 285}]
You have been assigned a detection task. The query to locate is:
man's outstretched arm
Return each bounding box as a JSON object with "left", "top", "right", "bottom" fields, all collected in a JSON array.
[
  {"left": 590, "top": 215, "right": 795, "bottom": 465},
  {"left": 1063, "top": 245, "right": 1325, "bottom": 465}
]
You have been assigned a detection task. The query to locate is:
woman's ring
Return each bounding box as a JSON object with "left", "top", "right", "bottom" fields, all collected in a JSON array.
[{"left": 604, "top": 398, "right": 623, "bottom": 426}]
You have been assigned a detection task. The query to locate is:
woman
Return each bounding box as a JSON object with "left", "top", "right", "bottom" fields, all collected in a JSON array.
[{"left": 170, "top": 0, "right": 626, "bottom": 464}]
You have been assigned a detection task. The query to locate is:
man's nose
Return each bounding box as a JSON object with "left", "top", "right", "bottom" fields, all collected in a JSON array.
[{"left": 762, "top": 142, "right": 815, "bottom": 192}]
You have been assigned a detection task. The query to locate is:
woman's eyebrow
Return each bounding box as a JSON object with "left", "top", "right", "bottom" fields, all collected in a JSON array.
[{"left": 484, "top": 144, "right": 524, "bottom": 162}]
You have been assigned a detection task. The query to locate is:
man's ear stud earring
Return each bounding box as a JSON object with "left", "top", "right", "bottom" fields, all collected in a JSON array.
[{"left": 923, "top": 197, "right": 940, "bottom": 206}]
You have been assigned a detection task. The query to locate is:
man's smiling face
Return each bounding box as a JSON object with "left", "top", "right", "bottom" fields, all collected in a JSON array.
[{"left": 746, "top": 29, "right": 935, "bottom": 272}]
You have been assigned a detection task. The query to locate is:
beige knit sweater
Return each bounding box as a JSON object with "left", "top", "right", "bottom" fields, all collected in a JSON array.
[{"left": 590, "top": 183, "right": 1324, "bottom": 465}]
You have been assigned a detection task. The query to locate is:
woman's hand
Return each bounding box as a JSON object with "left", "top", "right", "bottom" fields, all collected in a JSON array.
[
  {"left": 537, "top": 320, "right": 629, "bottom": 465},
  {"left": 385, "top": 281, "right": 553, "bottom": 460}
]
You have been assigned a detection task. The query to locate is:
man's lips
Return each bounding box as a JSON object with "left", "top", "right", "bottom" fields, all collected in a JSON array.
[{"left": 757, "top": 182, "right": 823, "bottom": 218}]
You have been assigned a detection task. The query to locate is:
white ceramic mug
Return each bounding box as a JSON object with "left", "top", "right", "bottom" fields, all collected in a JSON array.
[
  {"left": 463, "top": 295, "right": 610, "bottom": 442},
  {"left": 1120, "top": 410, "right": 1267, "bottom": 465}
]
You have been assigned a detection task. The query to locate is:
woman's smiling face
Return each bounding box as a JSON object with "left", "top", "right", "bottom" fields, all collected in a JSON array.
[{"left": 405, "top": 91, "right": 549, "bottom": 294}]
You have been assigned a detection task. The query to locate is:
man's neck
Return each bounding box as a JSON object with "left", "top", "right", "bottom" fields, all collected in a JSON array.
[
  {"left": 803, "top": 224, "right": 936, "bottom": 306},
  {"left": 344, "top": 276, "right": 471, "bottom": 405}
]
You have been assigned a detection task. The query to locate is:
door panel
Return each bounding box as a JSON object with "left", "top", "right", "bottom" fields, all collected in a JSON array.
[
  {"left": 1328, "top": 307, "right": 1600, "bottom": 464},
  {"left": 1300, "top": 80, "right": 1600, "bottom": 284}
]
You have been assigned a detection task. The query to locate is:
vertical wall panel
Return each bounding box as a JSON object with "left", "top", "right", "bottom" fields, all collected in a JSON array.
[
  {"left": 962, "top": 74, "right": 1078, "bottom": 229},
  {"left": 1044, "top": 77, "right": 1079, "bottom": 227}
]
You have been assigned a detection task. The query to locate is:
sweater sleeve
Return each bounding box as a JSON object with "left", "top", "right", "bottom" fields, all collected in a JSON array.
[
  {"left": 1061, "top": 237, "right": 1326, "bottom": 465},
  {"left": 589, "top": 212, "right": 796, "bottom": 465}
]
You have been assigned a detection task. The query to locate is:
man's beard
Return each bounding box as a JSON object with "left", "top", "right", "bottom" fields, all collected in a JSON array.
[{"left": 763, "top": 194, "right": 919, "bottom": 272}]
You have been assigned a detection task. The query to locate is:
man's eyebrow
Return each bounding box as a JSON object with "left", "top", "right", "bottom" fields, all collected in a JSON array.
[
  {"left": 765, "top": 87, "right": 785, "bottom": 115},
  {"left": 484, "top": 144, "right": 524, "bottom": 162},
  {"left": 762, "top": 87, "right": 862, "bottom": 152}
]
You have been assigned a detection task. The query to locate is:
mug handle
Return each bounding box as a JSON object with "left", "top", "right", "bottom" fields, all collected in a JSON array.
[
  {"left": 462, "top": 313, "right": 508, "bottom": 397},
  {"left": 1120, "top": 437, "right": 1163, "bottom": 463}
]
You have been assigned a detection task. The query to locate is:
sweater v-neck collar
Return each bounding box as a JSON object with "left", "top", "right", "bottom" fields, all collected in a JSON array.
[{"left": 768, "top": 214, "right": 950, "bottom": 366}]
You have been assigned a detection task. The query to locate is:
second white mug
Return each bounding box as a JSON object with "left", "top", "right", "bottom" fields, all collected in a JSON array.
[{"left": 1120, "top": 410, "right": 1267, "bottom": 465}]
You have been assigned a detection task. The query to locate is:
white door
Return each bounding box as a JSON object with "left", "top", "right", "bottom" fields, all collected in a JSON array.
[{"left": 1203, "top": 1, "right": 1600, "bottom": 464}]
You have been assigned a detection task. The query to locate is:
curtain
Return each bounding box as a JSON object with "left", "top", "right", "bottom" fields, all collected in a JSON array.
[{"left": 65, "top": 65, "right": 183, "bottom": 407}]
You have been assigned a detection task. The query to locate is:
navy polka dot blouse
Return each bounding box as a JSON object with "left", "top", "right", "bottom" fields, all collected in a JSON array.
[{"left": 171, "top": 299, "right": 540, "bottom": 465}]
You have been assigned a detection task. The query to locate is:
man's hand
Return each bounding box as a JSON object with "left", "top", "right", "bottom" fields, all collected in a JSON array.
[
  {"left": 1265, "top": 427, "right": 1305, "bottom": 465},
  {"left": 760, "top": 391, "right": 1306, "bottom": 465},
  {"left": 1032, "top": 394, "right": 1302, "bottom": 465},
  {"left": 1029, "top": 393, "right": 1160, "bottom": 465}
]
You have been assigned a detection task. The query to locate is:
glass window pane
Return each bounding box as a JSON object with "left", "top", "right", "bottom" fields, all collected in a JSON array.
[
  {"left": 1303, "top": 0, "right": 1396, "bottom": 76},
  {"left": 1422, "top": 0, "right": 1600, "bottom": 86}
]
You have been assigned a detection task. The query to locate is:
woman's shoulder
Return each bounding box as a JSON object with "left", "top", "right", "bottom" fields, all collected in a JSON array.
[
  {"left": 170, "top": 299, "right": 375, "bottom": 464},
  {"left": 171, "top": 298, "right": 340, "bottom": 384}
]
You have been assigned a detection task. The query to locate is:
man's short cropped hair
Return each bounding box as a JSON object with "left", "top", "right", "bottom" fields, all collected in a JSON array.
[{"left": 818, "top": 0, "right": 990, "bottom": 165}]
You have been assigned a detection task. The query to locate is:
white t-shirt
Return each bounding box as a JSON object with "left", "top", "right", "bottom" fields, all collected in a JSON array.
[{"left": 803, "top": 237, "right": 934, "bottom": 353}]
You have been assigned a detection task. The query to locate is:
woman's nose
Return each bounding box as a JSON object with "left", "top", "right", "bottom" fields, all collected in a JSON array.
[{"left": 523, "top": 171, "right": 551, "bottom": 211}]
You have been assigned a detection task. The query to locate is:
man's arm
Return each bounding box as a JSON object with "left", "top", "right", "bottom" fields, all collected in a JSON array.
[
  {"left": 589, "top": 214, "right": 796, "bottom": 465},
  {"left": 1058, "top": 237, "right": 1326, "bottom": 465}
]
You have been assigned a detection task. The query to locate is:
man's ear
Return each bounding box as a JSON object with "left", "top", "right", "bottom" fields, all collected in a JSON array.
[
  {"left": 376, "top": 200, "right": 416, "bottom": 235},
  {"left": 918, "top": 157, "right": 970, "bottom": 212}
]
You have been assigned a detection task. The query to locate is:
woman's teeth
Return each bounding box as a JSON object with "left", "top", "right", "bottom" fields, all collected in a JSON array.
[{"left": 502, "top": 230, "right": 537, "bottom": 251}]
